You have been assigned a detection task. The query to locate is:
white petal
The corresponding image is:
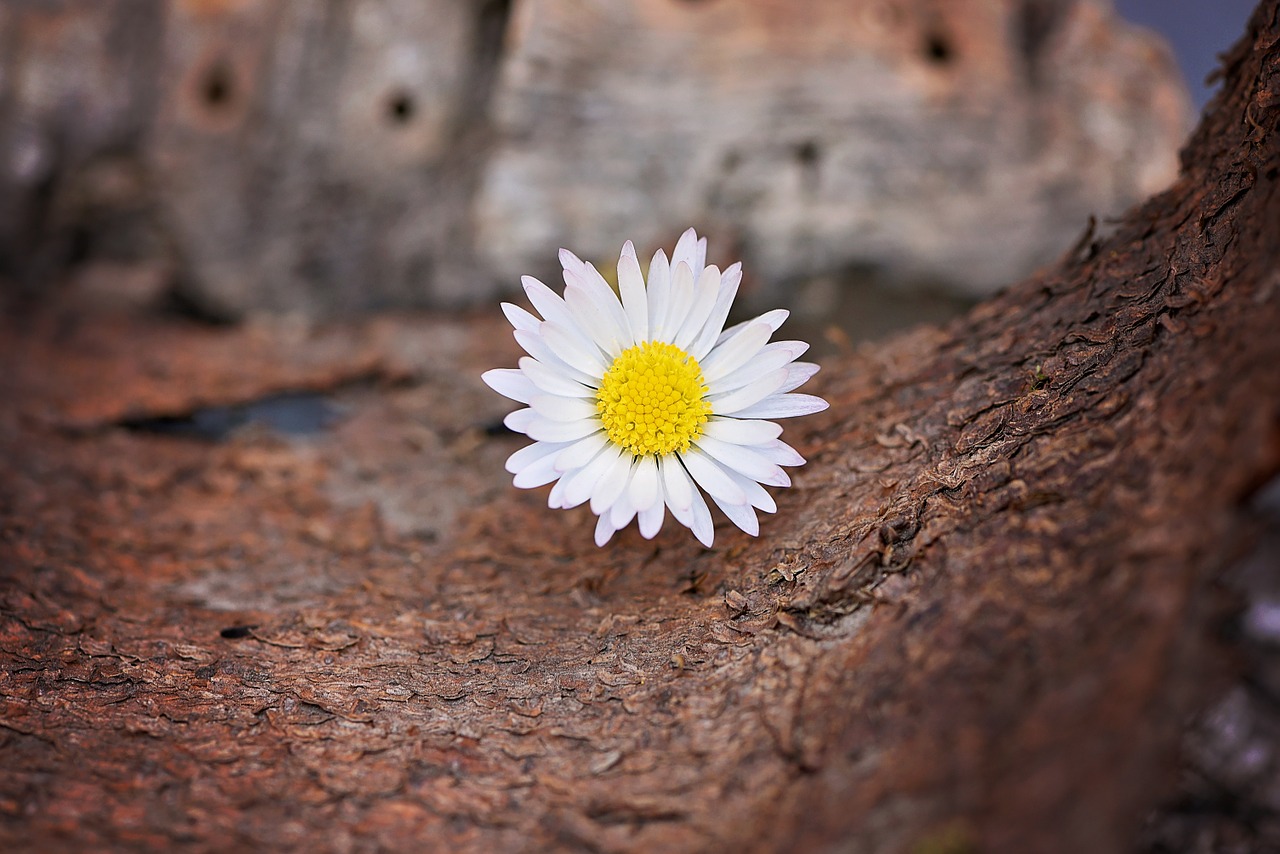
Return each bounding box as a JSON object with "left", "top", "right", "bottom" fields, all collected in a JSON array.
[
  {"left": 731, "top": 393, "right": 829, "bottom": 419},
  {"left": 512, "top": 329, "right": 598, "bottom": 387},
  {"left": 702, "top": 418, "right": 783, "bottom": 445},
  {"left": 665, "top": 480, "right": 695, "bottom": 528},
  {"left": 561, "top": 444, "right": 618, "bottom": 508},
  {"left": 765, "top": 340, "right": 810, "bottom": 361},
  {"left": 564, "top": 284, "right": 624, "bottom": 357},
  {"left": 553, "top": 432, "right": 608, "bottom": 472},
  {"left": 577, "top": 260, "right": 619, "bottom": 305},
  {"left": 618, "top": 242, "right": 649, "bottom": 343},
  {"left": 610, "top": 488, "right": 637, "bottom": 529},
  {"left": 521, "top": 276, "right": 574, "bottom": 328},
  {"left": 778, "top": 362, "right": 820, "bottom": 394},
  {"left": 547, "top": 475, "right": 569, "bottom": 508},
  {"left": 538, "top": 323, "right": 608, "bottom": 375},
  {"left": 504, "top": 407, "right": 536, "bottom": 433},
  {"left": 693, "top": 435, "right": 790, "bottom": 487},
  {"left": 559, "top": 247, "right": 587, "bottom": 277},
  {"left": 713, "top": 342, "right": 808, "bottom": 392},
  {"left": 689, "top": 263, "right": 742, "bottom": 361},
  {"left": 701, "top": 322, "right": 772, "bottom": 384},
  {"left": 519, "top": 356, "right": 596, "bottom": 396},
  {"left": 595, "top": 513, "right": 618, "bottom": 547},
  {"left": 530, "top": 393, "right": 598, "bottom": 422},
  {"left": 754, "top": 439, "right": 807, "bottom": 467},
  {"left": 694, "top": 236, "right": 707, "bottom": 276},
  {"left": 629, "top": 454, "right": 661, "bottom": 512},
  {"left": 672, "top": 265, "right": 720, "bottom": 351},
  {"left": 708, "top": 369, "right": 789, "bottom": 415},
  {"left": 502, "top": 302, "right": 541, "bottom": 332},
  {"left": 647, "top": 249, "right": 671, "bottom": 339},
  {"left": 724, "top": 466, "right": 778, "bottom": 513},
  {"left": 679, "top": 449, "right": 747, "bottom": 506},
  {"left": 670, "top": 228, "right": 699, "bottom": 278},
  {"left": 710, "top": 494, "right": 759, "bottom": 537},
  {"left": 505, "top": 440, "right": 571, "bottom": 475},
  {"left": 688, "top": 484, "right": 715, "bottom": 547},
  {"left": 662, "top": 261, "right": 696, "bottom": 344},
  {"left": 512, "top": 452, "right": 563, "bottom": 488},
  {"left": 565, "top": 264, "right": 631, "bottom": 346},
  {"left": 590, "top": 450, "right": 633, "bottom": 515},
  {"left": 659, "top": 454, "right": 694, "bottom": 511},
  {"left": 638, "top": 499, "right": 665, "bottom": 539},
  {"left": 757, "top": 308, "right": 789, "bottom": 332},
  {"left": 481, "top": 368, "right": 538, "bottom": 404},
  {"left": 525, "top": 416, "right": 601, "bottom": 443},
  {"left": 716, "top": 308, "right": 789, "bottom": 347}
]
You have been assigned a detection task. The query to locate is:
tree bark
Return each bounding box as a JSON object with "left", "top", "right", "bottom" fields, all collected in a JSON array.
[{"left": 1, "top": 3, "right": 1278, "bottom": 853}]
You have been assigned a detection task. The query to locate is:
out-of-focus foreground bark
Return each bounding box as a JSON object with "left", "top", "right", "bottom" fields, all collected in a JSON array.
[{"left": 1, "top": 3, "right": 1278, "bottom": 853}]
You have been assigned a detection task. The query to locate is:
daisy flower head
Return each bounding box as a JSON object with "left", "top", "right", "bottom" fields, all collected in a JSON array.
[{"left": 482, "top": 228, "right": 828, "bottom": 547}]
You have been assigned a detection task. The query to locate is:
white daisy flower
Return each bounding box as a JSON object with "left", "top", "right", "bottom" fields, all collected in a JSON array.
[{"left": 482, "top": 228, "right": 828, "bottom": 547}]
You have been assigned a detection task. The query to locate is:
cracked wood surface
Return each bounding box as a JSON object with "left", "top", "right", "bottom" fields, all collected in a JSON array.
[{"left": 2, "top": 3, "right": 1279, "bottom": 852}]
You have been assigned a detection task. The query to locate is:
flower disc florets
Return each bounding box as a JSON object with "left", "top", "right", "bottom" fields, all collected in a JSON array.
[{"left": 596, "top": 341, "right": 712, "bottom": 457}]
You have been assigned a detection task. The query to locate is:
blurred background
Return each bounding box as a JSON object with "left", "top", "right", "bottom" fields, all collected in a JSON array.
[
  {"left": 0, "top": 0, "right": 1252, "bottom": 340},
  {"left": 1116, "top": 0, "right": 1257, "bottom": 110}
]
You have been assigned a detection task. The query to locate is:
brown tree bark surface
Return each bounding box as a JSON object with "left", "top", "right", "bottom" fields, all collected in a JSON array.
[{"left": 1, "top": 4, "right": 1278, "bottom": 853}]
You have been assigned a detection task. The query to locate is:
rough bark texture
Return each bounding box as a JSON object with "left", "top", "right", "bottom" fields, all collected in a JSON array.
[
  {"left": 0, "top": 0, "right": 1189, "bottom": 316},
  {"left": 1, "top": 4, "right": 1278, "bottom": 854}
]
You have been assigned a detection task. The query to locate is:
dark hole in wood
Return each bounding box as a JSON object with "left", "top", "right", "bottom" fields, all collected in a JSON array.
[
  {"left": 201, "top": 62, "right": 234, "bottom": 108},
  {"left": 924, "top": 32, "right": 954, "bottom": 65},
  {"left": 387, "top": 91, "right": 416, "bottom": 125},
  {"left": 795, "top": 140, "right": 820, "bottom": 166}
]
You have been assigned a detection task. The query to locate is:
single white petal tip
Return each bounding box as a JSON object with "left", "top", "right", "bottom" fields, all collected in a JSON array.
[{"left": 484, "top": 228, "right": 828, "bottom": 548}]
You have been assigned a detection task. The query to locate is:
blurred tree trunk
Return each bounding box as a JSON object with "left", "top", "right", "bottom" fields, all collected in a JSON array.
[
  {"left": 0, "top": 2, "right": 1278, "bottom": 853},
  {"left": 0, "top": 0, "right": 1189, "bottom": 315}
]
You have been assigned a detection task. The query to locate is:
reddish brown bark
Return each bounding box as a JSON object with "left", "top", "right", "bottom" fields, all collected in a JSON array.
[{"left": 2, "top": 3, "right": 1279, "bottom": 852}]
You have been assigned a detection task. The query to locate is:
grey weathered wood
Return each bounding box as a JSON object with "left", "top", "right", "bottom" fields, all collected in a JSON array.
[
  {"left": 478, "top": 0, "right": 1192, "bottom": 300},
  {"left": 1, "top": 0, "right": 1191, "bottom": 317}
]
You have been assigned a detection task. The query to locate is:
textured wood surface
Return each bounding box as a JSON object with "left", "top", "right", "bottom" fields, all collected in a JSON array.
[
  {"left": 0, "top": 0, "right": 1189, "bottom": 316},
  {"left": 1, "top": 3, "right": 1277, "bottom": 852}
]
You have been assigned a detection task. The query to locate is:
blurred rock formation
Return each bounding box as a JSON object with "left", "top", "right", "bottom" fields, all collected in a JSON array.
[{"left": 0, "top": 0, "right": 1191, "bottom": 317}]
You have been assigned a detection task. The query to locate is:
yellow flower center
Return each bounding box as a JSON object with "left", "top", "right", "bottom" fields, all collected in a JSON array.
[{"left": 596, "top": 341, "right": 712, "bottom": 457}]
